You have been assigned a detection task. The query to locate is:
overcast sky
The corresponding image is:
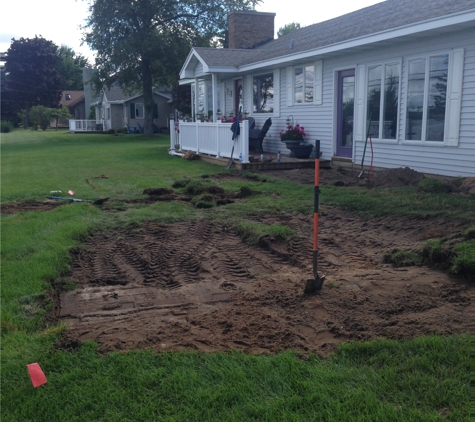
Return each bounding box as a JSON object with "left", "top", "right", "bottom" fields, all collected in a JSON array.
[{"left": 0, "top": 0, "right": 382, "bottom": 62}]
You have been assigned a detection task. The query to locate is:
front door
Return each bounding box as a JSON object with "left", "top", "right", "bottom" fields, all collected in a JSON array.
[
  {"left": 234, "top": 78, "right": 243, "bottom": 116},
  {"left": 336, "top": 69, "right": 355, "bottom": 158}
]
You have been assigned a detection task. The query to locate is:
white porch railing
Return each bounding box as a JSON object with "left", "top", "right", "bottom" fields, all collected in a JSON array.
[
  {"left": 170, "top": 120, "right": 250, "bottom": 163},
  {"left": 69, "top": 120, "right": 107, "bottom": 132}
]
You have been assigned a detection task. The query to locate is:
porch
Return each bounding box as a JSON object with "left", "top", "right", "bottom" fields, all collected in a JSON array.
[
  {"left": 170, "top": 120, "right": 331, "bottom": 170},
  {"left": 69, "top": 120, "right": 107, "bottom": 133}
]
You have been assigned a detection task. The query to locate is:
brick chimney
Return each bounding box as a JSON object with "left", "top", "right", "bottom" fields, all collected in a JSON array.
[{"left": 228, "top": 10, "right": 275, "bottom": 49}]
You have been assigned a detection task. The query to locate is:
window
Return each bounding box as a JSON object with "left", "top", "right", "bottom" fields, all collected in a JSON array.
[
  {"left": 253, "top": 73, "right": 273, "bottom": 113},
  {"left": 366, "top": 62, "right": 400, "bottom": 140},
  {"left": 405, "top": 54, "right": 448, "bottom": 142},
  {"left": 294, "top": 65, "right": 314, "bottom": 103},
  {"left": 129, "top": 103, "right": 144, "bottom": 119}
]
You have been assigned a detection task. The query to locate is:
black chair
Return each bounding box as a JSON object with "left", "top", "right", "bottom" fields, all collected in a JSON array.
[
  {"left": 247, "top": 117, "right": 256, "bottom": 130},
  {"left": 249, "top": 118, "right": 272, "bottom": 153}
]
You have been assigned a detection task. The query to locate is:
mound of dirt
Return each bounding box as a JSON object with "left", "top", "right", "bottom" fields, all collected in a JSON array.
[
  {"left": 365, "top": 166, "right": 425, "bottom": 188},
  {"left": 54, "top": 207, "right": 470, "bottom": 355}
]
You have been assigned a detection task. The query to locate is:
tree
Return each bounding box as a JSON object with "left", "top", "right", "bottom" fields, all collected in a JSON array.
[
  {"left": 277, "top": 22, "right": 301, "bottom": 38},
  {"left": 84, "top": 0, "right": 259, "bottom": 134},
  {"left": 171, "top": 83, "right": 192, "bottom": 117},
  {"left": 57, "top": 45, "right": 90, "bottom": 90},
  {"left": 5, "top": 36, "right": 65, "bottom": 126},
  {"left": 50, "top": 105, "right": 73, "bottom": 130},
  {"left": 27, "top": 105, "right": 52, "bottom": 130}
]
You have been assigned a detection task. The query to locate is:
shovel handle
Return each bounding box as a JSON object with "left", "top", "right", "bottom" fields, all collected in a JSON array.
[{"left": 313, "top": 140, "right": 320, "bottom": 251}]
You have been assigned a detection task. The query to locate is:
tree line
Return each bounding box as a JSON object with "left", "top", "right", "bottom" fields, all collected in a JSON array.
[
  {"left": 2, "top": 0, "right": 303, "bottom": 134},
  {"left": 1, "top": 36, "right": 89, "bottom": 127}
]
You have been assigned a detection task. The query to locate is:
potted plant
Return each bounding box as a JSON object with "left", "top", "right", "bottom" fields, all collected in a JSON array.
[
  {"left": 279, "top": 123, "right": 313, "bottom": 159},
  {"left": 279, "top": 123, "right": 306, "bottom": 147}
]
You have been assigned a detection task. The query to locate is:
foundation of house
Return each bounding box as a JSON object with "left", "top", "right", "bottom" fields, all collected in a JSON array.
[{"left": 196, "top": 152, "right": 332, "bottom": 171}]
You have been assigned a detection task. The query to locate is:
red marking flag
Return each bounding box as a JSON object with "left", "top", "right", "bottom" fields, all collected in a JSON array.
[{"left": 27, "top": 363, "right": 47, "bottom": 388}]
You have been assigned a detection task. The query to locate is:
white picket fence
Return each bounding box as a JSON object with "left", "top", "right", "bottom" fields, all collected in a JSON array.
[
  {"left": 170, "top": 120, "right": 250, "bottom": 163},
  {"left": 69, "top": 120, "right": 107, "bottom": 132}
]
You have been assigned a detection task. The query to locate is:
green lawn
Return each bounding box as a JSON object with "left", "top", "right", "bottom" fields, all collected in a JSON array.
[{"left": 1, "top": 129, "right": 471, "bottom": 421}]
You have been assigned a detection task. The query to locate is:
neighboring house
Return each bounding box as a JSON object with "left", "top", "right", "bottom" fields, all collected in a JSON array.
[
  {"left": 61, "top": 91, "right": 86, "bottom": 119},
  {"left": 91, "top": 85, "right": 174, "bottom": 132},
  {"left": 179, "top": 0, "right": 475, "bottom": 177},
  {"left": 51, "top": 91, "right": 86, "bottom": 128}
]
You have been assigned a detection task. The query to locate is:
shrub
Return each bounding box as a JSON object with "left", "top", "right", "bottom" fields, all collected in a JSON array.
[
  {"left": 106, "top": 128, "right": 116, "bottom": 134},
  {"left": 29, "top": 105, "right": 53, "bottom": 130},
  {"left": 1, "top": 121, "right": 14, "bottom": 133}
]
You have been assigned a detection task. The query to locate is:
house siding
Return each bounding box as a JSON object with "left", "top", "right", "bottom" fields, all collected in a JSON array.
[
  {"left": 184, "top": 25, "right": 474, "bottom": 177},
  {"left": 126, "top": 94, "right": 173, "bottom": 131},
  {"left": 270, "top": 27, "right": 475, "bottom": 177}
]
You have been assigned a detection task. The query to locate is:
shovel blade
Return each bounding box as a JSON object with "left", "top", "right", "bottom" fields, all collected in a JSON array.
[
  {"left": 93, "top": 197, "right": 110, "bottom": 205},
  {"left": 304, "top": 275, "right": 325, "bottom": 294}
]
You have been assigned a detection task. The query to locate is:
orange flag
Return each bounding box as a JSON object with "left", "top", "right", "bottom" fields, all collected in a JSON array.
[{"left": 27, "top": 363, "right": 47, "bottom": 388}]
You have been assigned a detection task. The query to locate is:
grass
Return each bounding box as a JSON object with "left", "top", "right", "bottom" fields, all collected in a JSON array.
[{"left": 1, "top": 129, "right": 472, "bottom": 421}]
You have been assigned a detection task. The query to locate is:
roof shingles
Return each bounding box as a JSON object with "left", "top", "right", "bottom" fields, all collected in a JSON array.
[{"left": 192, "top": 0, "right": 475, "bottom": 68}]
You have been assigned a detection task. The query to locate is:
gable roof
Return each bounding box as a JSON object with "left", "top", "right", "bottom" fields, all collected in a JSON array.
[
  {"left": 181, "top": 0, "right": 475, "bottom": 77},
  {"left": 60, "top": 91, "right": 84, "bottom": 108},
  {"left": 93, "top": 85, "right": 173, "bottom": 105}
]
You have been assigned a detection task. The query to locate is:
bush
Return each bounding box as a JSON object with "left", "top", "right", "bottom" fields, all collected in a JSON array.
[
  {"left": 1, "top": 121, "right": 14, "bottom": 133},
  {"left": 29, "top": 105, "right": 52, "bottom": 130},
  {"left": 106, "top": 128, "right": 116, "bottom": 134}
]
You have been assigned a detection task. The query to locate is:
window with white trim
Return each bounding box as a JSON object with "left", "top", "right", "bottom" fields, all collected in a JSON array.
[
  {"left": 366, "top": 62, "right": 400, "bottom": 140},
  {"left": 405, "top": 54, "right": 448, "bottom": 142},
  {"left": 294, "top": 65, "right": 314, "bottom": 103},
  {"left": 253, "top": 73, "right": 274, "bottom": 113}
]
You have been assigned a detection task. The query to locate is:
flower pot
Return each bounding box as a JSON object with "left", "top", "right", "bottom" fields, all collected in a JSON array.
[
  {"left": 287, "top": 144, "right": 313, "bottom": 159},
  {"left": 282, "top": 140, "right": 303, "bottom": 148}
]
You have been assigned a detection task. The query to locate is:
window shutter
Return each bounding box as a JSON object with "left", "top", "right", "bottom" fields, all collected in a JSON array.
[
  {"left": 273, "top": 68, "right": 280, "bottom": 117},
  {"left": 314, "top": 60, "right": 323, "bottom": 105},
  {"left": 445, "top": 48, "right": 464, "bottom": 147},
  {"left": 153, "top": 103, "right": 158, "bottom": 119},
  {"left": 354, "top": 65, "right": 366, "bottom": 142},
  {"left": 286, "top": 66, "right": 293, "bottom": 106},
  {"left": 130, "top": 103, "right": 135, "bottom": 118}
]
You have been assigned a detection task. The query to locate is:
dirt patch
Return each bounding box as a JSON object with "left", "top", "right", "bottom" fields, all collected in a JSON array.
[
  {"left": 261, "top": 165, "right": 474, "bottom": 192},
  {"left": 1, "top": 199, "right": 64, "bottom": 215},
  {"left": 55, "top": 207, "right": 470, "bottom": 355}
]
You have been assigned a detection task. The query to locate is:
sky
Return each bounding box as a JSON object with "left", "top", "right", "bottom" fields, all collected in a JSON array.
[{"left": 0, "top": 0, "right": 383, "bottom": 63}]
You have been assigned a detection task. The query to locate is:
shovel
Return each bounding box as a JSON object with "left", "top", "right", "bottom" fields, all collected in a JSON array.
[
  {"left": 47, "top": 196, "right": 110, "bottom": 205},
  {"left": 225, "top": 107, "right": 242, "bottom": 169},
  {"left": 305, "top": 140, "right": 325, "bottom": 294},
  {"left": 358, "top": 114, "right": 372, "bottom": 179}
]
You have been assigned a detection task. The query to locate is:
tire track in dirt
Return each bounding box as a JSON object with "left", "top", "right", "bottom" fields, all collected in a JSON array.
[{"left": 56, "top": 208, "right": 471, "bottom": 355}]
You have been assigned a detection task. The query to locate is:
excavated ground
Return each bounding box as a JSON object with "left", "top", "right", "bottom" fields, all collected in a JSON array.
[
  {"left": 3, "top": 167, "right": 471, "bottom": 355},
  {"left": 54, "top": 207, "right": 470, "bottom": 355}
]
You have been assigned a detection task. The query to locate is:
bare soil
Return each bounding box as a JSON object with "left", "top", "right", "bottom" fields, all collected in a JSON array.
[
  {"left": 2, "top": 167, "right": 470, "bottom": 354},
  {"left": 53, "top": 166, "right": 471, "bottom": 355}
]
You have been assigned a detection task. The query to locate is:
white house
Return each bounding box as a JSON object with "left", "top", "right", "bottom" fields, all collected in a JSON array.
[{"left": 178, "top": 0, "right": 475, "bottom": 177}]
